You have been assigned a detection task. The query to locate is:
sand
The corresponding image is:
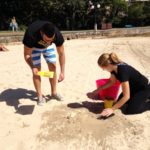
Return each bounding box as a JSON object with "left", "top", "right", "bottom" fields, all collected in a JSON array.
[{"left": 0, "top": 37, "right": 150, "bottom": 150}]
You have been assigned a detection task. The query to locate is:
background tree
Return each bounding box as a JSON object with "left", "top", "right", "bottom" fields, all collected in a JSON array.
[
  {"left": 0, "top": 0, "right": 150, "bottom": 30},
  {"left": 64, "top": 0, "right": 87, "bottom": 30},
  {"left": 143, "top": 1, "right": 150, "bottom": 26},
  {"left": 128, "top": 2, "right": 145, "bottom": 26},
  {"left": 111, "top": 0, "right": 128, "bottom": 27}
]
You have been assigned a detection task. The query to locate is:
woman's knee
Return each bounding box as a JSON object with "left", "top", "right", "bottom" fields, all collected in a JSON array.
[{"left": 126, "top": 102, "right": 149, "bottom": 114}]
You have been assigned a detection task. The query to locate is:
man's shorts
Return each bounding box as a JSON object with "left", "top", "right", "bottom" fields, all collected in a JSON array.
[{"left": 31, "top": 44, "right": 56, "bottom": 67}]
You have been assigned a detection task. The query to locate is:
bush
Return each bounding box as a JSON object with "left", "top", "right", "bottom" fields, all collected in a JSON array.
[{"left": 19, "top": 24, "right": 27, "bottom": 31}]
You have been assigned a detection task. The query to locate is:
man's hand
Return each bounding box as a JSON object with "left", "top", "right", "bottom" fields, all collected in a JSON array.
[{"left": 58, "top": 72, "right": 64, "bottom": 82}]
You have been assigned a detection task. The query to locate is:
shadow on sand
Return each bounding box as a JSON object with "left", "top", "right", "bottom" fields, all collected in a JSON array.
[
  {"left": 67, "top": 101, "right": 104, "bottom": 114},
  {"left": 0, "top": 88, "right": 37, "bottom": 115}
]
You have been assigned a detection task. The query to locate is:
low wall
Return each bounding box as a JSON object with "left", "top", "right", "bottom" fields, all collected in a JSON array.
[
  {"left": 62, "top": 26, "right": 150, "bottom": 39},
  {"left": 0, "top": 26, "right": 150, "bottom": 44}
]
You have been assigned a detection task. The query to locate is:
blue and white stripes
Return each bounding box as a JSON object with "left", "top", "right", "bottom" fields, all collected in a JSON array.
[{"left": 32, "top": 44, "right": 56, "bottom": 66}]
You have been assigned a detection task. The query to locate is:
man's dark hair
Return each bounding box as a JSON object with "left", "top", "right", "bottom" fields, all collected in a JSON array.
[{"left": 41, "top": 22, "right": 55, "bottom": 38}]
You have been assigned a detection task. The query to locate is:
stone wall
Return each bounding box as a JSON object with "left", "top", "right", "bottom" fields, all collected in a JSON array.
[
  {"left": 0, "top": 26, "right": 150, "bottom": 44},
  {"left": 62, "top": 26, "right": 150, "bottom": 40}
]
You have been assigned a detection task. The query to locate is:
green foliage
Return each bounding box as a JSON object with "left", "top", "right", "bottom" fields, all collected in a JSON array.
[
  {"left": 143, "top": 2, "right": 150, "bottom": 25},
  {"left": 0, "top": 0, "right": 150, "bottom": 30},
  {"left": 111, "top": 0, "right": 127, "bottom": 27},
  {"left": 19, "top": 25, "right": 27, "bottom": 31},
  {"left": 128, "top": 2, "right": 146, "bottom": 26}
]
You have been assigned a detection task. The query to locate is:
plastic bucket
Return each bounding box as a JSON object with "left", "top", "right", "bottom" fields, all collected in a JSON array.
[
  {"left": 96, "top": 78, "right": 120, "bottom": 100},
  {"left": 104, "top": 100, "right": 114, "bottom": 108}
]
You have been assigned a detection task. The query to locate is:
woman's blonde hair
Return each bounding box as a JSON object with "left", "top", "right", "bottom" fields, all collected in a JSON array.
[{"left": 97, "top": 52, "right": 122, "bottom": 67}]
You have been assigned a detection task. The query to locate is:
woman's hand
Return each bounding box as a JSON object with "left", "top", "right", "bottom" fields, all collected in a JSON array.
[
  {"left": 92, "top": 89, "right": 99, "bottom": 94},
  {"left": 100, "top": 108, "right": 114, "bottom": 117},
  {"left": 87, "top": 89, "right": 99, "bottom": 100}
]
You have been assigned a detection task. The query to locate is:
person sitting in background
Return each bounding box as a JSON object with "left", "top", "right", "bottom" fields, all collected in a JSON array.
[
  {"left": 10, "top": 16, "right": 18, "bottom": 31},
  {"left": 87, "top": 52, "right": 150, "bottom": 116},
  {"left": 0, "top": 45, "right": 9, "bottom": 51}
]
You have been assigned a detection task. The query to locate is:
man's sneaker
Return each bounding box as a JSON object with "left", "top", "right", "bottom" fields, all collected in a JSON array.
[
  {"left": 37, "top": 96, "right": 46, "bottom": 106},
  {"left": 50, "top": 94, "right": 63, "bottom": 101}
]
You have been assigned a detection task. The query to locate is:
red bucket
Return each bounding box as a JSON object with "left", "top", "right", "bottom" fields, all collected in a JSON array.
[{"left": 96, "top": 78, "right": 120, "bottom": 101}]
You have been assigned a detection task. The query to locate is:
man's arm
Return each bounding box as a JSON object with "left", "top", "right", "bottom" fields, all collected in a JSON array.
[
  {"left": 56, "top": 44, "right": 65, "bottom": 82},
  {"left": 24, "top": 45, "right": 33, "bottom": 68}
]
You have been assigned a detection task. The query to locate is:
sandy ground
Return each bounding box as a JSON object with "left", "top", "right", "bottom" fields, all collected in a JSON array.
[{"left": 0, "top": 37, "right": 150, "bottom": 150}]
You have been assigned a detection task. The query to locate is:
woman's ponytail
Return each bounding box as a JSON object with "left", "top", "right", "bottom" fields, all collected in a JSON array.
[
  {"left": 98, "top": 52, "right": 122, "bottom": 66},
  {"left": 109, "top": 52, "right": 122, "bottom": 65}
]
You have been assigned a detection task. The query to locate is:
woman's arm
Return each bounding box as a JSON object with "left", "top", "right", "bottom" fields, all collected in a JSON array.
[
  {"left": 100, "top": 81, "right": 130, "bottom": 117},
  {"left": 112, "top": 81, "right": 130, "bottom": 110},
  {"left": 87, "top": 74, "right": 117, "bottom": 99},
  {"left": 94, "top": 74, "right": 117, "bottom": 93}
]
